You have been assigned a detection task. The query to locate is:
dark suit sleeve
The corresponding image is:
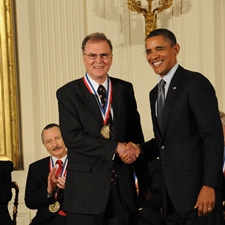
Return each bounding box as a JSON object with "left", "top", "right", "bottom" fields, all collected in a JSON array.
[
  {"left": 0, "top": 161, "right": 13, "bottom": 204},
  {"left": 125, "top": 83, "right": 144, "bottom": 144},
  {"left": 141, "top": 138, "right": 159, "bottom": 161},
  {"left": 25, "top": 162, "right": 53, "bottom": 209},
  {"left": 56, "top": 82, "right": 118, "bottom": 162},
  {"left": 136, "top": 138, "right": 159, "bottom": 187},
  {"left": 188, "top": 74, "right": 223, "bottom": 188}
]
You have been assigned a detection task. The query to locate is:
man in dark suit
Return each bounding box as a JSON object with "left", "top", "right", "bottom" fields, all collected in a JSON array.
[
  {"left": 25, "top": 123, "right": 67, "bottom": 225},
  {"left": 0, "top": 160, "right": 13, "bottom": 225},
  {"left": 130, "top": 28, "right": 224, "bottom": 225},
  {"left": 56, "top": 32, "right": 147, "bottom": 225}
]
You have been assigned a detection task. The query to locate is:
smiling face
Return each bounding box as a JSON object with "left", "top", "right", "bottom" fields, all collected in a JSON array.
[
  {"left": 42, "top": 126, "right": 67, "bottom": 159},
  {"left": 145, "top": 35, "right": 180, "bottom": 77},
  {"left": 83, "top": 40, "right": 113, "bottom": 84}
]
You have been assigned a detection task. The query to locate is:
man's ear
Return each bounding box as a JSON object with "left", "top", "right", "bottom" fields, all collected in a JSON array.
[{"left": 174, "top": 43, "right": 180, "bottom": 56}]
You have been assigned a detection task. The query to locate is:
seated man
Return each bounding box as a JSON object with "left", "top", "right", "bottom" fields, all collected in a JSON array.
[
  {"left": 25, "top": 123, "right": 67, "bottom": 225},
  {"left": 0, "top": 160, "right": 14, "bottom": 225}
]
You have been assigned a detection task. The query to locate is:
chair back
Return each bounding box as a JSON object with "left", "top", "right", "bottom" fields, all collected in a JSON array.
[{"left": 11, "top": 181, "right": 19, "bottom": 225}]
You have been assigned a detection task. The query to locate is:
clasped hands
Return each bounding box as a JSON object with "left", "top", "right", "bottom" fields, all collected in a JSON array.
[
  {"left": 116, "top": 142, "right": 140, "bottom": 164},
  {"left": 47, "top": 168, "right": 66, "bottom": 195}
]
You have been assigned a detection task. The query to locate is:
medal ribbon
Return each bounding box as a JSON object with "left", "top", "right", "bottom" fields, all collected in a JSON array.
[
  {"left": 83, "top": 74, "right": 112, "bottom": 125},
  {"left": 49, "top": 157, "right": 68, "bottom": 178},
  {"left": 49, "top": 157, "right": 68, "bottom": 198}
]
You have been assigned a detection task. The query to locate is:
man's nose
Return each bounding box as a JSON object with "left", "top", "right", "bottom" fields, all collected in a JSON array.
[
  {"left": 150, "top": 51, "right": 159, "bottom": 60},
  {"left": 95, "top": 54, "right": 103, "bottom": 62}
]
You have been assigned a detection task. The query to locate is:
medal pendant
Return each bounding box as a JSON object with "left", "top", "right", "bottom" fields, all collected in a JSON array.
[
  {"left": 49, "top": 201, "right": 60, "bottom": 213},
  {"left": 100, "top": 125, "right": 111, "bottom": 139}
]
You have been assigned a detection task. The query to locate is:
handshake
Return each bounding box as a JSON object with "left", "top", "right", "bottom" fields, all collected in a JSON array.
[{"left": 115, "top": 142, "right": 141, "bottom": 164}]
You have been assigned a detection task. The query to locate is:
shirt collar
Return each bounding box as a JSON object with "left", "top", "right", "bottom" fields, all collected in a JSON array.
[
  {"left": 158, "top": 63, "right": 179, "bottom": 96},
  {"left": 158, "top": 63, "right": 179, "bottom": 86},
  {"left": 86, "top": 73, "right": 108, "bottom": 93},
  {"left": 51, "top": 154, "right": 67, "bottom": 166}
]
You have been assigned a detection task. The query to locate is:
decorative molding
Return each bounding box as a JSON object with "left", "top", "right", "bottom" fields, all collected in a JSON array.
[{"left": 28, "top": 1, "right": 86, "bottom": 156}]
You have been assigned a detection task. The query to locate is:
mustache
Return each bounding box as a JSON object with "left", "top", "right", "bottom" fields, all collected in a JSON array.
[{"left": 52, "top": 146, "right": 61, "bottom": 151}]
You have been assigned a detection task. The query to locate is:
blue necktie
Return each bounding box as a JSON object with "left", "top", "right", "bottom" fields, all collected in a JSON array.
[
  {"left": 97, "top": 85, "right": 106, "bottom": 109},
  {"left": 97, "top": 85, "right": 113, "bottom": 130}
]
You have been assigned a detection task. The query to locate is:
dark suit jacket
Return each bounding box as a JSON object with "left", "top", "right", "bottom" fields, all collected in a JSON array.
[
  {"left": 56, "top": 76, "right": 145, "bottom": 214},
  {"left": 0, "top": 160, "right": 13, "bottom": 225},
  {"left": 142, "top": 65, "right": 224, "bottom": 213},
  {"left": 222, "top": 146, "right": 225, "bottom": 224},
  {"left": 25, "top": 157, "right": 65, "bottom": 225}
]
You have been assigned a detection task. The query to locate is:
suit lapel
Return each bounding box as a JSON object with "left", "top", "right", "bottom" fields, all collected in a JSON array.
[
  {"left": 150, "top": 85, "right": 158, "bottom": 131},
  {"left": 42, "top": 157, "right": 50, "bottom": 176},
  {"left": 110, "top": 79, "right": 120, "bottom": 139},
  {"left": 78, "top": 79, "right": 103, "bottom": 124},
  {"left": 161, "top": 66, "right": 183, "bottom": 137}
]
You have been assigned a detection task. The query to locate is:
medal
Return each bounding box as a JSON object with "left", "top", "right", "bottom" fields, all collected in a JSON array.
[
  {"left": 49, "top": 201, "right": 60, "bottom": 213},
  {"left": 83, "top": 75, "right": 113, "bottom": 138},
  {"left": 101, "top": 125, "right": 111, "bottom": 139}
]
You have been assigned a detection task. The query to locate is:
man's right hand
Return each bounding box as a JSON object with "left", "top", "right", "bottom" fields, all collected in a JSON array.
[
  {"left": 115, "top": 142, "right": 140, "bottom": 164},
  {"left": 47, "top": 167, "right": 57, "bottom": 194}
]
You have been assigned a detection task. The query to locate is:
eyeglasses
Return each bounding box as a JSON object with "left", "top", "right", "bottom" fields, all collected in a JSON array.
[{"left": 83, "top": 52, "right": 112, "bottom": 60}]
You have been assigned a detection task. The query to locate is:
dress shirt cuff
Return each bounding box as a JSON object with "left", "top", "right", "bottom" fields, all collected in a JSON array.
[
  {"left": 137, "top": 144, "right": 144, "bottom": 158},
  {"left": 47, "top": 191, "right": 53, "bottom": 198}
]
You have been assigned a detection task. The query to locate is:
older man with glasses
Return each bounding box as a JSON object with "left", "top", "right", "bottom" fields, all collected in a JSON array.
[{"left": 56, "top": 32, "right": 152, "bottom": 225}]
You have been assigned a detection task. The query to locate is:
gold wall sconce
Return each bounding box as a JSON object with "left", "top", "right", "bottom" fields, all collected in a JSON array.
[{"left": 127, "top": 0, "right": 173, "bottom": 37}]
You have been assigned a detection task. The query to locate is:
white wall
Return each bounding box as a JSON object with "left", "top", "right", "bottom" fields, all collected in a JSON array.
[{"left": 10, "top": 0, "right": 225, "bottom": 224}]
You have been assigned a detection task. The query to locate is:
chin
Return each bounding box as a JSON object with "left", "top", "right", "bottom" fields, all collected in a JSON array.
[{"left": 154, "top": 70, "right": 162, "bottom": 75}]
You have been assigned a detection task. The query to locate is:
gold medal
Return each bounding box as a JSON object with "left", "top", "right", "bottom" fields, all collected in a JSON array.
[
  {"left": 100, "top": 125, "right": 111, "bottom": 139},
  {"left": 49, "top": 201, "right": 60, "bottom": 213}
]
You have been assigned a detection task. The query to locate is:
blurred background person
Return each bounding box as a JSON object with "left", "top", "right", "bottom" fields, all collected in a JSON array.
[
  {"left": 220, "top": 111, "right": 225, "bottom": 224},
  {"left": 0, "top": 160, "right": 14, "bottom": 225},
  {"left": 137, "top": 158, "right": 165, "bottom": 225}
]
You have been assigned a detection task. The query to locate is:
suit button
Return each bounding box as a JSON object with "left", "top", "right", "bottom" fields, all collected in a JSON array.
[
  {"left": 161, "top": 146, "right": 165, "bottom": 150},
  {"left": 108, "top": 168, "right": 112, "bottom": 172}
]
